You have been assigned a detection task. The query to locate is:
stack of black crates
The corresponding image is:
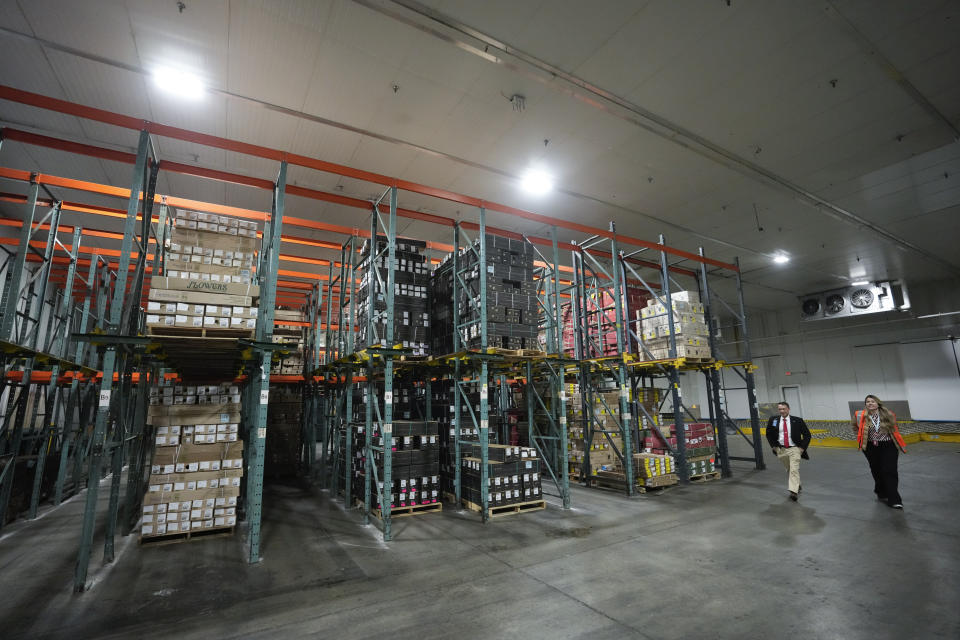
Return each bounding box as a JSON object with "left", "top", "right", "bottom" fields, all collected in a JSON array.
[
  {"left": 357, "top": 235, "right": 431, "bottom": 355},
  {"left": 431, "top": 234, "right": 538, "bottom": 354},
  {"left": 369, "top": 421, "right": 441, "bottom": 510},
  {"left": 461, "top": 443, "right": 543, "bottom": 508}
]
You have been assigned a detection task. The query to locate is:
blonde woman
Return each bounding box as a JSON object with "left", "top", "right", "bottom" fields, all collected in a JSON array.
[{"left": 852, "top": 395, "right": 907, "bottom": 509}]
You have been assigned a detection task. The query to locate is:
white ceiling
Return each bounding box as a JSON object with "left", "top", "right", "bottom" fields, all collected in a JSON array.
[{"left": 0, "top": 0, "right": 958, "bottom": 312}]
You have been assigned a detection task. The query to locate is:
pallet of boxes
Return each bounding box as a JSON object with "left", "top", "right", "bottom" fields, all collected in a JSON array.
[
  {"left": 631, "top": 385, "right": 678, "bottom": 490},
  {"left": 460, "top": 443, "right": 544, "bottom": 517},
  {"left": 146, "top": 209, "right": 260, "bottom": 338},
  {"left": 642, "top": 422, "right": 719, "bottom": 482},
  {"left": 567, "top": 383, "right": 679, "bottom": 491},
  {"left": 271, "top": 308, "right": 305, "bottom": 375},
  {"left": 566, "top": 385, "right": 625, "bottom": 484},
  {"left": 140, "top": 381, "right": 244, "bottom": 543},
  {"left": 638, "top": 291, "right": 711, "bottom": 361}
]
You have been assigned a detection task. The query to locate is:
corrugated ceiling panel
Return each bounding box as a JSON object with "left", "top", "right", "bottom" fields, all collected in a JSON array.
[
  {"left": 516, "top": 0, "right": 647, "bottom": 73},
  {"left": 19, "top": 0, "right": 140, "bottom": 65},
  {"left": 44, "top": 50, "right": 152, "bottom": 149},
  {"left": 286, "top": 119, "right": 361, "bottom": 169},
  {"left": 300, "top": 39, "right": 400, "bottom": 132},
  {"left": 227, "top": 1, "right": 326, "bottom": 111}
]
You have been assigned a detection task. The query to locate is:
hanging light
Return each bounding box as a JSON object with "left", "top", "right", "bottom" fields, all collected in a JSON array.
[
  {"left": 152, "top": 67, "right": 204, "bottom": 100},
  {"left": 520, "top": 168, "right": 553, "bottom": 195}
]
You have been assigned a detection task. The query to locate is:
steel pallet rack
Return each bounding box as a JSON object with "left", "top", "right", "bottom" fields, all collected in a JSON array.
[
  {"left": 300, "top": 281, "right": 325, "bottom": 480},
  {"left": 318, "top": 235, "right": 359, "bottom": 505},
  {"left": 315, "top": 188, "right": 417, "bottom": 541},
  {"left": 511, "top": 227, "right": 572, "bottom": 509},
  {"left": 618, "top": 242, "right": 765, "bottom": 477},
  {"left": 1, "top": 84, "right": 768, "bottom": 554},
  {"left": 0, "top": 129, "right": 291, "bottom": 588},
  {"left": 570, "top": 226, "right": 764, "bottom": 493},
  {"left": 0, "top": 189, "right": 106, "bottom": 530},
  {"left": 448, "top": 209, "right": 494, "bottom": 520},
  {"left": 436, "top": 215, "right": 575, "bottom": 515}
]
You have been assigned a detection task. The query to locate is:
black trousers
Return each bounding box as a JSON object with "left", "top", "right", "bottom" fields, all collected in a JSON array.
[{"left": 863, "top": 440, "right": 902, "bottom": 505}]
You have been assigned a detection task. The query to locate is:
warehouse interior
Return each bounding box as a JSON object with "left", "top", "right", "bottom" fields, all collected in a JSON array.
[{"left": 1, "top": 1, "right": 958, "bottom": 639}]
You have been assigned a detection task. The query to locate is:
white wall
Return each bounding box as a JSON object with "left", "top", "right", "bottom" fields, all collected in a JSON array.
[{"left": 724, "top": 278, "right": 960, "bottom": 420}]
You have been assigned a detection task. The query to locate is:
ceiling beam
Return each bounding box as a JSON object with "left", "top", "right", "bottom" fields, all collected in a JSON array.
[{"left": 0, "top": 85, "right": 737, "bottom": 272}]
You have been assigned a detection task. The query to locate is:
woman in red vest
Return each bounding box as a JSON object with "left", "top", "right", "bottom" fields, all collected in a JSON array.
[{"left": 853, "top": 394, "right": 907, "bottom": 509}]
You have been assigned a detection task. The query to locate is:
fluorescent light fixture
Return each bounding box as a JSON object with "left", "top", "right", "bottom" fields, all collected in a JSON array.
[
  {"left": 152, "top": 67, "right": 204, "bottom": 100},
  {"left": 772, "top": 253, "right": 789, "bottom": 264},
  {"left": 520, "top": 169, "right": 553, "bottom": 195},
  {"left": 851, "top": 280, "right": 870, "bottom": 286}
]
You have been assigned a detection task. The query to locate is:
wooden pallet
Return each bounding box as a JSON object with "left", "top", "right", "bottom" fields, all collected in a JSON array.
[
  {"left": 139, "top": 525, "right": 234, "bottom": 547},
  {"left": 370, "top": 501, "right": 442, "bottom": 519},
  {"left": 461, "top": 497, "right": 546, "bottom": 517},
  {"left": 147, "top": 327, "right": 255, "bottom": 339},
  {"left": 486, "top": 347, "right": 523, "bottom": 357},
  {"left": 690, "top": 470, "right": 721, "bottom": 483},
  {"left": 396, "top": 354, "right": 431, "bottom": 363},
  {"left": 581, "top": 473, "right": 678, "bottom": 494}
]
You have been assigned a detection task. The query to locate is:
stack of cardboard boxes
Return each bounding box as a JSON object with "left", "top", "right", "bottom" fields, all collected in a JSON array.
[
  {"left": 357, "top": 237, "right": 431, "bottom": 355},
  {"left": 146, "top": 209, "right": 260, "bottom": 335},
  {"left": 271, "top": 309, "right": 305, "bottom": 375},
  {"left": 638, "top": 291, "right": 711, "bottom": 360},
  {"left": 630, "top": 452, "right": 677, "bottom": 488},
  {"left": 642, "top": 421, "right": 718, "bottom": 479},
  {"left": 642, "top": 422, "right": 716, "bottom": 457},
  {"left": 141, "top": 382, "right": 244, "bottom": 539},
  {"left": 567, "top": 383, "right": 674, "bottom": 487}
]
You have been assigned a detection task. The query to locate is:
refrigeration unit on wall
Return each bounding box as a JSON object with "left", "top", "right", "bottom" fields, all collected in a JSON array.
[{"left": 799, "top": 281, "right": 910, "bottom": 321}]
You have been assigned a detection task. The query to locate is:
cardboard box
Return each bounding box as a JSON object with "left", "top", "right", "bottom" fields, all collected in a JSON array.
[
  {"left": 147, "top": 301, "right": 179, "bottom": 314},
  {"left": 146, "top": 314, "right": 176, "bottom": 327},
  {"left": 164, "top": 259, "right": 247, "bottom": 277},
  {"left": 174, "top": 314, "right": 204, "bottom": 328},
  {"left": 170, "top": 228, "right": 258, "bottom": 252},
  {"left": 142, "top": 485, "right": 241, "bottom": 506},
  {"left": 149, "top": 287, "right": 253, "bottom": 307},
  {"left": 175, "top": 302, "right": 206, "bottom": 316}
]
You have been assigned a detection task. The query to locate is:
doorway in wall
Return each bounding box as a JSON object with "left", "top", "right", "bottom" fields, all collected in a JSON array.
[{"left": 781, "top": 385, "right": 803, "bottom": 416}]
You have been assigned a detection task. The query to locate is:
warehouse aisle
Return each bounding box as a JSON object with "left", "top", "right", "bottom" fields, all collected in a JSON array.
[{"left": 3, "top": 441, "right": 958, "bottom": 640}]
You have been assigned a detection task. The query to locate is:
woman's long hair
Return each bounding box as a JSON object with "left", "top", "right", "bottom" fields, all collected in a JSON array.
[{"left": 865, "top": 394, "right": 896, "bottom": 432}]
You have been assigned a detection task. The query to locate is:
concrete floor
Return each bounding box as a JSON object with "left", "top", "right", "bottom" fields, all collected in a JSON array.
[{"left": 2, "top": 438, "right": 958, "bottom": 640}]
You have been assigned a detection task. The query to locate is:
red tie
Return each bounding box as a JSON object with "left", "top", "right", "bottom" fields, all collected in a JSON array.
[{"left": 782, "top": 417, "right": 789, "bottom": 447}]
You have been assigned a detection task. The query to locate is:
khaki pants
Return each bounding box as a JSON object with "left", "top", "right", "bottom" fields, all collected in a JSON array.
[{"left": 775, "top": 446, "right": 802, "bottom": 493}]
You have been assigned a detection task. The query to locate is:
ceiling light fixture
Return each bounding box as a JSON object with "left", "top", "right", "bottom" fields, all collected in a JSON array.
[
  {"left": 520, "top": 169, "right": 553, "bottom": 195},
  {"left": 851, "top": 280, "right": 870, "bottom": 286},
  {"left": 772, "top": 253, "right": 789, "bottom": 264},
  {"left": 152, "top": 67, "right": 204, "bottom": 100}
]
